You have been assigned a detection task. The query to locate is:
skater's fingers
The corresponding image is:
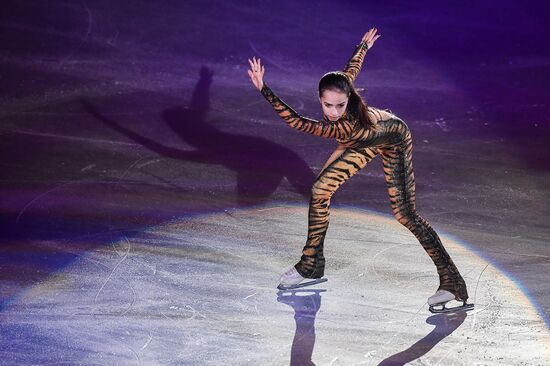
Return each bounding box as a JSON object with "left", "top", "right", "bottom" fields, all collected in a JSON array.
[
  {"left": 363, "top": 28, "right": 373, "bottom": 41},
  {"left": 248, "top": 71, "right": 256, "bottom": 83},
  {"left": 251, "top": 57, "right": 260, "bottom": 72},
  {"left": 367, "top": 28, "right": 378, "bottom": 41},
  {"left": 368, "top": 28, "right": 377, "bottom": 41}
]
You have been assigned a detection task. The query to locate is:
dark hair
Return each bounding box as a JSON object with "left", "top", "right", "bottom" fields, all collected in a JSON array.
[{"left": 318, "top": 71, "right": 378, "bottom": 130}]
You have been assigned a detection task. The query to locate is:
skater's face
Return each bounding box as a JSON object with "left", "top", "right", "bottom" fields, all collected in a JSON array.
[{"left": 319, "top": 88, "right": 349, "bottom": 121}]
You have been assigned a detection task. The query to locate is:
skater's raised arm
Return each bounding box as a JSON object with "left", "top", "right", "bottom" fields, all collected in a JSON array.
[
  {"left": 248, "top": 57, "right": 354, "bottom": 140},
  {"left": 342, "top": 28, "right": 381, "bottom": 83}
]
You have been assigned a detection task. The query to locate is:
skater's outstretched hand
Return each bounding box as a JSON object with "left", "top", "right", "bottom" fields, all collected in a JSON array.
[
  {"left": 247, "top": 56, "right": 265, "bottom": 91},
  {"left": 361, "top": 27, "right": 381, "bottom": 49}
]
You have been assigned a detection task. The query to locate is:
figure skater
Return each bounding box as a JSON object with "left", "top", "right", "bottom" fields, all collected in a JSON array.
[{"left": 247, "top": 28, "right": 473, "bottom": 313}]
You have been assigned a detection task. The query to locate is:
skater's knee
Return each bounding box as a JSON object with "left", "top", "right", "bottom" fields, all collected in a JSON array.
[
  {"left": 393, "top": 210, "right": 418, "bottom": 227},
  {"left": 394, "top": 214, "right": 409, "bottom": 226},
  {"left": 311, "top": 180, "right": 333, "bottom": 199}
]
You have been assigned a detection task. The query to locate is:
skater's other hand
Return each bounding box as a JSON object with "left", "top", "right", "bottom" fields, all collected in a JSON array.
[
  {"left": 247, "top": 56, "right": 265, "bottom": 91},
  {"left": 361, "top": 27, "right": 381, "bottom": 49}
]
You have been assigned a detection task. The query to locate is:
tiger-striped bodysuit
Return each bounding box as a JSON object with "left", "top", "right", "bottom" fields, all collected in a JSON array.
[{"left": 259, "top": 41, "right": 468, "bottom": 302}]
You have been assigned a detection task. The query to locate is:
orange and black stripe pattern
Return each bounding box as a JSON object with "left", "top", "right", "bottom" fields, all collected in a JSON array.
[
  {"left": 259, "top": 41, "right": 468, "bottom": 302},
  {"left": 343, "top": 41, "right": 369, "bottom": 83}
]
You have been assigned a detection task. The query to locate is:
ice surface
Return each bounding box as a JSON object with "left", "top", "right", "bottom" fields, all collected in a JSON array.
[{"left": 1, "top": 206, "right": 549, "bottom": 365}]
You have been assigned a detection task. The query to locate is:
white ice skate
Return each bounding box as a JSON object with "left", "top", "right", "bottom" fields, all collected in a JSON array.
[
  {"left": 428, "top": 289, "right": 474, "bottom": 314},
  {"left": 277, "top": 266, "right": 327, "bottom": 291}
]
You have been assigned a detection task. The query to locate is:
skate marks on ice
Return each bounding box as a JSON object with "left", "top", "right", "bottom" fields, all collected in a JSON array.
[{"left": 0, "top": 205, "right": 549, "bottom": 365}]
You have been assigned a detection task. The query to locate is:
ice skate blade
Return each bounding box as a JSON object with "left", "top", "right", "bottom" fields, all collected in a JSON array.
[
  {"left": 277, "top": 278, "right": 327, "bottom": 291},
  {"left": 428, "top": 301, "right": 474, "bottom": 314}
]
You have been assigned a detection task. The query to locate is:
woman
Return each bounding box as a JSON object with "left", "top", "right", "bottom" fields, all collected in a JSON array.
[{"left": 247, "top": 28, "right": 472, "bottom": 313}]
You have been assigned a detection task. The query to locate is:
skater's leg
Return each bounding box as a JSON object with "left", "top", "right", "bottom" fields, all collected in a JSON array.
[
  {"left": 294, "top": 147, "right": 379, "bottom": 278},
  {"left": 378, "top": 132, "right": 468, "bottom": 301}
]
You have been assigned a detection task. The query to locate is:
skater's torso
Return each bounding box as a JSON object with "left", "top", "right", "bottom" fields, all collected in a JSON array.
[{"left": 328, "top": 107, "right": 411, "bottom": 149}]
